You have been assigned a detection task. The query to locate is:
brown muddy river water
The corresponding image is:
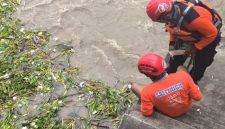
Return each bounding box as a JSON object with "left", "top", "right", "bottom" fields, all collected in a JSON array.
[
  {"left": 15, "top": 0, "right": 173, "bottom": 86},
  {"left": 14, "top": 0, "right": 225, "bottom": 124},
  {"left": 15, "top": 0, "right": 225, "bottom": 86}
]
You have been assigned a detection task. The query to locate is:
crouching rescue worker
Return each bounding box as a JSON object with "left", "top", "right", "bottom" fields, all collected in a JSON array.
[
  {"left": 146, "top": 0, "right": 222, "bottom": 84},
  {"left": 131, "top": 53, "right": 202, "bottom": 117}
]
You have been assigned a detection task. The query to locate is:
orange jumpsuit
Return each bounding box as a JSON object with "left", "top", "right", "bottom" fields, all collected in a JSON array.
[
  {"left": 166, "top": 1, "right": 222, "bottom": 84},
  {"left": 167, "top": 4, "right": 218, "bottom": 50},
  {"left": 141, "top": 71, "right": 202, "bottom": 117}
]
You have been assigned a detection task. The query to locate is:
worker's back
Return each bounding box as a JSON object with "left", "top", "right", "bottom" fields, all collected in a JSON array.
[{"left": 141, "top": 71, "right": 202, "bottom": 117}]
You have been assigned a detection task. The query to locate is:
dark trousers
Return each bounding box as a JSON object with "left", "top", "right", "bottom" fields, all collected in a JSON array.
[{"left": 167, "top": 35, "right": 221, "bottom": 84}]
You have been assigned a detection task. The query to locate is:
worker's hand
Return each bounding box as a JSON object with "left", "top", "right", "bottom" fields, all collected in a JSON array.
[
  {"left": 169, "top": 45, "right": 175, "bottom": 51},
  {"left": 168, "top": 45, "right": 176, "bottom": 60},
  {"left": 185, "top": 47, "right": 197, "bottom": 56}
]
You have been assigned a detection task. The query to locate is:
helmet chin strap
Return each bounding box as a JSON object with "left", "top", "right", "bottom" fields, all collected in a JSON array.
[{"left": 171, "top": 5, "right": 180, "bottom": 21}]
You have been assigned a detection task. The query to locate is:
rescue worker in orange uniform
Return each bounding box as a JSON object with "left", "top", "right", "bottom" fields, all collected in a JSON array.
[
  {"left": 131, "top": 53, "right": 202, "bottom": 117},
  {"left": 146, "top": 0, "right": 222, "bottom": 84}
]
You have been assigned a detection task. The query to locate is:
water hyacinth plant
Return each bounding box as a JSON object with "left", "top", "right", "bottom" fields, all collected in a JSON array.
[
  {"left": 82, "top": 81, "right": 135, "bottom": 119},
  {"left": 0, "top": 0, "right": 136, "bottom": 128}
]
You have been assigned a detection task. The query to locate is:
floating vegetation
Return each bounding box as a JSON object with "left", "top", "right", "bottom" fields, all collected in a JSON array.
[{"left": 0, "top": 0, "right": 136, "bottom": 128}]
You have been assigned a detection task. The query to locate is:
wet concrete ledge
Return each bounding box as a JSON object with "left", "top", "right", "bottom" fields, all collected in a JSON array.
[
  {"left": 119, "top": 110, "right": 195, "bottom": 129},
  {"left": 118, "top": 104, "right": 225, "bottom": 129},
  {"left": 176, "top": 105, "right": 225, "bottom": 129}
]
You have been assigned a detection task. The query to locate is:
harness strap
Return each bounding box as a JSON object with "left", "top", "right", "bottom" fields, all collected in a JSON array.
[
  {"left": 186, "top": 55, "right": 195, "bottom": 71},
  {"left": 176, "top": 4, "right": 193, "bottom": 32},
  {"left": 212, "top": 9, "right": 222, "bottom": 30},
  {"left": 214, "top": 20, "right": 222, "bottom": 29},
  {"left": 175, "top": 0, "right": 222, "bottom": 32},
  {"left": 194, "top": 0, "right": 199, "bottom": 4}
]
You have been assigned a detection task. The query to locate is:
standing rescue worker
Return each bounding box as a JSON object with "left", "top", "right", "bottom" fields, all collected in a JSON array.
[
  {"left": 131, "top": 53, "right": 202, "bottom": 117},
  {"left": 146, "top": 0, "right": 222, "bottom": 84}
]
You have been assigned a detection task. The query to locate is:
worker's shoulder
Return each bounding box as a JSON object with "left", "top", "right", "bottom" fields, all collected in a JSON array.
[
  {"left": 142, "top": 83, "right": 158, "bottom": 93},
  {"left": 142, "top": 83, "right": 154, "bottom": 90}
]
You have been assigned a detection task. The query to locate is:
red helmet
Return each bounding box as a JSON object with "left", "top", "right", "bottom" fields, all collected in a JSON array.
[
  {"left": 146, "top": 0, "right": 173, "bottom": 22},
  {"left": 138, "top": 53, "right": 167, "bottom": 76}
]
